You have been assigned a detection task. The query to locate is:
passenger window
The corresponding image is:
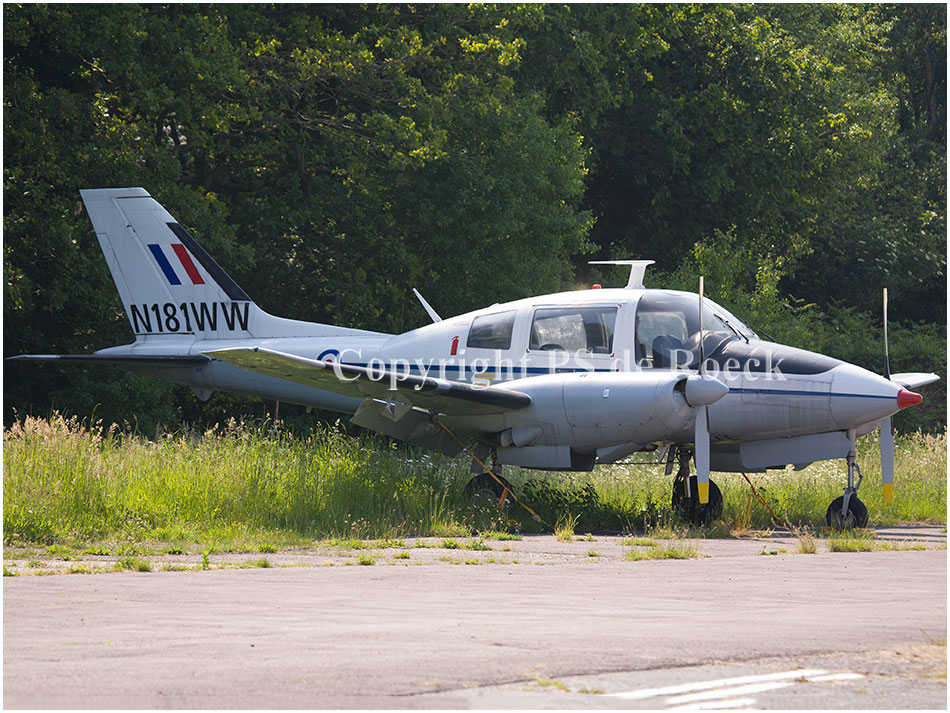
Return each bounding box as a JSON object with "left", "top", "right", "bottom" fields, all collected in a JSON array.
[
  {"left": 467, "top": 311, "right": 516, "bottom": 350},
  {"left": 529, "top": 307, "right": 617, "bottom": 354}
]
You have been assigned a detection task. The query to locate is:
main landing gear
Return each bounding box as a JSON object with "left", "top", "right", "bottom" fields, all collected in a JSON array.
[
  {"left": 464, "top": 446, "right": 514, "bottom": 510},
  {"left": 670, "top": 447, "right": 723, "bottom": 525},
  {"left": 826, "top": 431, "right": 869, "bottom": 529}
]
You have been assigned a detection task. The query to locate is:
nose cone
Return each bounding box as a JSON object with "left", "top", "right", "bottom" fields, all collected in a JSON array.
[
  {"left": 830, "top": 363, "right": 906, "bottom": 429},
  {"left": 897, "top": 389, "right": 923, "bottom": 409},
  {"left": 683, "top": 374, "right": 729, "bottom": 407}
]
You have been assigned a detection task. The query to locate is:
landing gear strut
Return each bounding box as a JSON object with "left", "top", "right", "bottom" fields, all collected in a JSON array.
[
  {"left": 826, "top": 430, "right": 869, "bottom": 529},
  {"left": 671, "top": 447, "right": 723, "bottom": 524}
]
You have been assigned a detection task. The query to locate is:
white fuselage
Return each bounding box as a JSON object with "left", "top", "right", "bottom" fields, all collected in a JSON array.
[{"left": 102, "top": 286, "right": 905, "bottom": 472}]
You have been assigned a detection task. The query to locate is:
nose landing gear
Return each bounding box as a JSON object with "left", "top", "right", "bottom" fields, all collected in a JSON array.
[
  {"left": 670, "top": 447, "right": 723, "bottom": 524},
  {"left": 826, "top": 430, "right": 869, "bottom": 529}
]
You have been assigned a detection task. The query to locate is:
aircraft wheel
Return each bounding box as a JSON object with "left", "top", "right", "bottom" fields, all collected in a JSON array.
[
  {"left": 825, "top": 495, "right": 869, "bottom": 530},
  {"left": 672, "top": 475, "right": 723, "bottom": 525},
  {"left": 465, "top": 472, "right": 515, "bottom": 509}
]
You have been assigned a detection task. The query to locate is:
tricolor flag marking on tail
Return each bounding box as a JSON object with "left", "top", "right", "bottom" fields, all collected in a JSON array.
[
  {"left": 171, "top": 244, "right": 205, "bottom": 284},
  {"left": 148, "top": 243, "right": 205, "bottom": 286}
]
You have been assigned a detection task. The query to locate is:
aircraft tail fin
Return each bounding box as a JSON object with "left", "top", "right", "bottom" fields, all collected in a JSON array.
[{"left": 80, "top": 188, "right": 378, "bottom": 341}]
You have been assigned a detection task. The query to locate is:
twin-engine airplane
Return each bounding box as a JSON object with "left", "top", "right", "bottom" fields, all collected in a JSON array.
[{"left": 11, "top": 188, "right": 939, "bottom": 527}]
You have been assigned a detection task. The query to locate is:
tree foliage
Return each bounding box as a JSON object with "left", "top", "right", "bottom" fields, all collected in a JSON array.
[{"left": 3, "top": 4, "right": 945, "bottom": 431}]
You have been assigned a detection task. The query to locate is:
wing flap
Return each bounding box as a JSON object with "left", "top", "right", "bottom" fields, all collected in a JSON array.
[{"left": 205, "top": 347, "right": 532, "bottom": 415}]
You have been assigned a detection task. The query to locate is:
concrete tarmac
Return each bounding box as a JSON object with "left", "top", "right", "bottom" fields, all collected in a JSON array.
[{"left": 3, "top": 528, "right": 946, "bottom": 709}]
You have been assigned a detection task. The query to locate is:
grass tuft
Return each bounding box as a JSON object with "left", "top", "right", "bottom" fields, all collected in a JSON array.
[
  {"left": 463, "top": 539, "right": 493, "bottom": 551},
  {"left": 622, "top": 538, "right": 658, "bottom": 547},
  {"left": 115, "top": 556, "right": 151, "bottom": 572},
  {"left": 827, "top": 528, "right": 876, "bottom": 552},
  {"left": 241, "top": 558, "right": 272, "bottom": 568},
  {"left": 625, "top": 541, "right": 703, "bottom": 561},
  {"left": 554, "top": 512, "right": 579, "bottom": 541},
  {"left": 794, "top": 527, "right": 818, "bottom": 554},
  {"left": 480, "top": 531, "right": 523, "bottom": 541}
]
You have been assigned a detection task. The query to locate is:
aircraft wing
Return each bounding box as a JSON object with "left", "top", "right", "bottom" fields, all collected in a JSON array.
[
  {"left": 205, "top": 347, "right": 532, "bottom": 416},
  {"left": 7, "top": 354, "right": 210, "bottom": 367},
  {"left": 889, "top": 372, "right": 940, "bottom": 389}
]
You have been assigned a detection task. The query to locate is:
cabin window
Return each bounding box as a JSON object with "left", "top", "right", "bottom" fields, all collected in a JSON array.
[
  {"left": 529, "top": 307, "right": 617, "bottom": 354},
  {"left": 467, "top": 311, "right": 516, "bottom": 350}
]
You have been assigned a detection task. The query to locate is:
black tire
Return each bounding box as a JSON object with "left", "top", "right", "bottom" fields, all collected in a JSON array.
[
  {"left": 672, "top": 476, "right": 723, "bottom": 525},
  {"left": 825, "top": 495, "right": 869, "bottom": 529},
  {"left": 465, "top": 472, "right": 515, "bottom": 509}
]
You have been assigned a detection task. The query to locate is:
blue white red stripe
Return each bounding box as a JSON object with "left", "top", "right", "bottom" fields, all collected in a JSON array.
[{"left": 148, "top": 243, "right": 204, "bottom": 285}]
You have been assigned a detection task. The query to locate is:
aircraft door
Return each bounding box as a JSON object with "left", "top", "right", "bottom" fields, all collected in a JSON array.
[{"left": 524, "top": 304, "right": 620, "bottom": 376}]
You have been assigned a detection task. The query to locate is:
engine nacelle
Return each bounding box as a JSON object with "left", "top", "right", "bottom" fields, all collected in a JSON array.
[{"left": 450, "top": 370, "right": 705, "bottom": 470}]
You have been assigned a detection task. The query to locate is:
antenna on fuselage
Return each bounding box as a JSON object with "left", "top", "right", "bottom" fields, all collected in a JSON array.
[
  {"left": 588, "top": 260, "right": 655, "bottom": 289},
  {"left": 412, "top": 288, "right": 443, "bottom": 323}
]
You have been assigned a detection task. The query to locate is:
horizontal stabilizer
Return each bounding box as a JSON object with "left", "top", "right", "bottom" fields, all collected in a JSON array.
[
  {"left": 205, "top": 347, "right": 533, "bottom": 416},
  {"left": 889, "top": 372, "right": 940, "bottom": 389}
]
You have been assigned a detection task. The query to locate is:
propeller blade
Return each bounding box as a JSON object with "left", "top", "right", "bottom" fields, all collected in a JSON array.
[
  {"left": 695, "top": 406, "right": 710, "bottom": 504},
  {"left": 694, "top": 275, "right": 711, "bottom": 505},
  {"left": 880, "top": 416, "right": 895, "bottom": 504},
  {"left": 698, "top": 276, "right": 705, "bottom": 376},
  {"left": 881, "top": 289, "right": 895, "bottom": 504},
  {"left": 883, "top": 288, "right": 891, "bottom": 380}
]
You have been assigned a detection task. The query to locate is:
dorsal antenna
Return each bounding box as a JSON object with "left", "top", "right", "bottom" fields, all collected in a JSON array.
[
  {"left": 588, "top": 259, "right": 655, "bottom": 289},
  {"left": 412, "top": 287, "right": 442, "bottom": 323}
]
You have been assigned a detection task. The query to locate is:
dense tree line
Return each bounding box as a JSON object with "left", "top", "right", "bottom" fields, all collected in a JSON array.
[{"left": 3, "top": 4, "right": 945, "bottom": 431}]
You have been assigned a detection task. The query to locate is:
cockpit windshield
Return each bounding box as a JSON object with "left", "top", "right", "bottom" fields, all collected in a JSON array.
[{"left": 635, "top": 291, "right": 757, "bottom": 369}]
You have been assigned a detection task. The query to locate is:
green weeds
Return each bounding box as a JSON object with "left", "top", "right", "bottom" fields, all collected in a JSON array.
[
  {"left": 240, "top": 558, "right": 272, "bottom": 568},
  {"left": 622, "top": 538, "right": 658, "bottom": 547},
  {"left": 480, "top": 531, "right": 523, "bottom": 541},
  {"left": 115, "top": 556, "right": 151, "bottom": 572},
  {"left": 3, "top": 416, "right": 945, "bottom": 553},
  {"left": 827, "top": 529, "right": 876, "bottom": 552},
  {"left": 463, "top": 539, "right": 492, "bottom": 551}
]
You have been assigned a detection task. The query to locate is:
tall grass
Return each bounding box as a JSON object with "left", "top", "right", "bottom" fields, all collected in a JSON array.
[
  {"left": 3, "top": 415, "right": 946, "bottom": 547},
  {"left": 3, "top": 415, "right": 477, "bottom": 546}
]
